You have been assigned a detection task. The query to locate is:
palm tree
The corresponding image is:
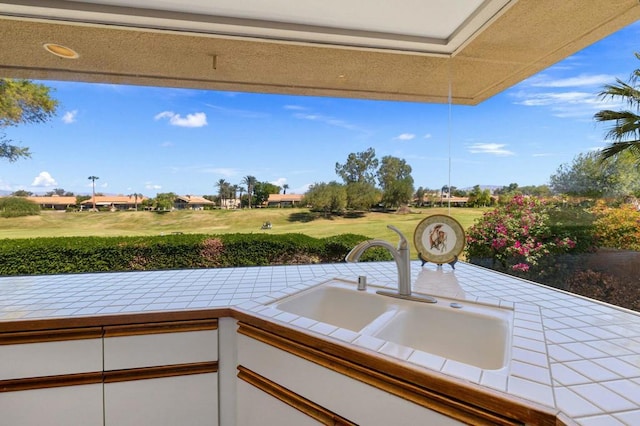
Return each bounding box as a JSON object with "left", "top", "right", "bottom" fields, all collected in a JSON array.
[
  {"left": 128, "top": 193, "right": 141, "bottom": 211},
  {"left": 238, "top": 186, "right": 245, "bottom": 208},
  {"left": 594, "top": 52, "right": 640, "bottom": 161},
  {"left": 231, "top": 185, "right": 239, "bottom": 208},
  {"left": 88, "top": 176, "right": 99, "bottom": 211},
  {"left": 216, "top": 179, "right": 229, "bottom": 209},
  {"left": 241, "top": 175, "right": 257, "bottom": 209},
  {"left": 282, "top": 184, "right": 289, "bottom": 194}
]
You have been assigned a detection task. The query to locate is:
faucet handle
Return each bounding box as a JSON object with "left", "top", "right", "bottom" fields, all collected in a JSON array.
[{"left": 387, "top": 225, "right": 408, "bottom": 249}]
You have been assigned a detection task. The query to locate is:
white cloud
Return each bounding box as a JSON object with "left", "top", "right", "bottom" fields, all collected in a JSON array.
[
  {"left": 154, "top": 111, "right": 208, "bottom": 128},
  {"left": 62, "top": 110, "right": 78, "bottom": 124},
  {"left": 145, "top": 183, "right": 162, "bottom": 190},
  {"left": 468, "top": 143, "right": 515, "bottom": 156},
  {"left": 31, "top": 171, "right": 57, "bottom": 187},
  {"left": 423, "top": 133, "right": 432, "bottom": 139},
  {"left": 283, "top": 105, "right": 307, "bottom": 111},
  {"left": 271, "top": 177, "right": 287, "bottom": 187},
  {"left": 511, "top": 90, "right": 623, "bottom": 119},
  {"left": 394, "top": 133, "right": 416, "bottom": 141},
  {"left": 517, "top": 91, "right": 595, "bottom": 107},
  {"left": 160, "top": 141, "right": 173, "bottom": 147},
  {"left": 292, "top": 112, "right": 369, "bottom": 135},
  {"left": 527, "top": 73, "right": 616, "bottom": 88}
]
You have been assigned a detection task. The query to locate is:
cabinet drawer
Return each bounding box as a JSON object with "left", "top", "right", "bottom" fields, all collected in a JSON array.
[
  {"left": 0, "top": 328, "right": 102, "bottom": 380},
  {"left": 104, "top": 372, "right": 218, "bottom": 426},
  {"left": 0, "top": 383, "right": 103, "bottom": 426},
  {"left": 104, "top": 321, "right": 218, "bottom": 370}
]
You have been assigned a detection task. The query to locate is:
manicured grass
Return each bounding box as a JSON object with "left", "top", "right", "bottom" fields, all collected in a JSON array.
[{"left": 0, "top": 207, "right": 488, "bottom": 259}]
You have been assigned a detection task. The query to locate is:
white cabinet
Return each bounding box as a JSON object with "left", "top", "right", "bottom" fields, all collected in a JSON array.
[
  {"left": 236, "top": 326, "right": 463, "bottom": 426},
  {"left": 104, "top": 373, "right": 218, "bottom": 426},
  {"left": 1, "top": 320, "right": 220, "bottom": 426},
  {"left": 103, "top": 320, "right": 219, "bottom": 426},
  {"left": 236, "top": 379, "right": 322, "bottom": 426},
  {"left": 0, "top": 328, "right": 104, "bottom": 426},
  {"left": 104, "top": 329, "right": 217, "bottom": 370},
  {"left": 0, "top": 337, "right": 102, "bottom": 380},
  {"left": 0, "top": 383, "right": 104, "bottom": 426}
]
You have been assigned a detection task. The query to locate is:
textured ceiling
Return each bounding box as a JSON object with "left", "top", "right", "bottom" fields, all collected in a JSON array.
[{"left": 0, "top": 0, "right": 639, "bottom": 104}]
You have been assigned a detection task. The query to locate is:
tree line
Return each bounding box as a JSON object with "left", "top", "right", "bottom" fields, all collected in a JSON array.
[
  {"left": 303, "top": 147, "right": 415, "bottom": 214},
  {"left": 210, "top": 175, "right": 284, "bottom": 209}
]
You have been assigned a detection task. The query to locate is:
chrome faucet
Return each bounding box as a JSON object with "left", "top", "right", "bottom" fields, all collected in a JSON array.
[{"left": 345, "top": 225, "right": 437, "bottom": 303}]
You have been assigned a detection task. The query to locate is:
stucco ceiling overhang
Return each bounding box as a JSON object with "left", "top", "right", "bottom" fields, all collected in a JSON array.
[{"left": 0, "top": 0, "right": 639, "bottom": 105}]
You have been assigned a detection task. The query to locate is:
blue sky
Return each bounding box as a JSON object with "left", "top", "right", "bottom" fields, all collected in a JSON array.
[{"left": 2, "top": 20, "right": 639, "bottom": 197}]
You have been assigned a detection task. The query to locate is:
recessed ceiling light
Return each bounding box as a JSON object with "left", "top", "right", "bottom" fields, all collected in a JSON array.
[{"left": 43, "top": 43, "right": 79, "bottom": 59}]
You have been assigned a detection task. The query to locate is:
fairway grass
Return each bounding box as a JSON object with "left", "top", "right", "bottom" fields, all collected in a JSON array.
[{"left": 0, "top": 207, "right": 488, "bottom": 258}]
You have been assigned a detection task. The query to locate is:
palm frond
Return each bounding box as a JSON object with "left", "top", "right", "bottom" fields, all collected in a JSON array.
[
  {"left": 597, "top": 80, "right": 640, "bottom": 109},
  {"left": 593, "top": 109, "right": 640, "bottom": 142},
  {"left": 599, "top": 140, "right": 640, "bottom": 161}
]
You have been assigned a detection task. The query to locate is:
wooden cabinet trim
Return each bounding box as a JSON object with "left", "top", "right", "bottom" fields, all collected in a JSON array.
[
  {"left": 0, "top": 372, "right": 103, "bottom": 392},
  {"left": 104, "top": 319, "right": 218, "bottom": 337},
  {"left": 238, "top": 365, "right": 356, "bottom": 426},
  {"left": 238, "top": 321, "right": 546, "bottom": 426},
  {"left": 104, "top": 361, "right": 218, "bottom": 383},
  {"left": 0, "top": 308, "right": 230, "bottom": 332},
  {"left": 0, "top": 327, "right": 103, "bottom": 345}
]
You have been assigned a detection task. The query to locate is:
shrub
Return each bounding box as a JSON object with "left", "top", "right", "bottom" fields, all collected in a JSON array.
[
  {"left": 547, "top": 205, "right": 597, "bottom": 253},
  {"left": 0, "top": 233, "right": 385, "bottom": 276},
  {"left": 0, "top": 197, "right": 40, "bottom": 218},
  {"left": 465, "top": 195, "right": 577, "bottom": 274},
  {"left": 590, "top": 201, "right": 640, "bottom": 250}
]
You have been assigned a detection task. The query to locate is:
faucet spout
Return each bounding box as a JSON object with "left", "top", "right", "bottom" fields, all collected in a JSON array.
[{"left": 345, "top": 225, "right": 411, "bottom": 296}]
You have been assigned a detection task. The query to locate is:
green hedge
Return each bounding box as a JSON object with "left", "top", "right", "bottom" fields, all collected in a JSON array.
[
  {"left": 0, "top": 197, "right": 40, "bottom": 218},
  {"left": 0, "top": 233, "right": 392, "bottom": 276}
]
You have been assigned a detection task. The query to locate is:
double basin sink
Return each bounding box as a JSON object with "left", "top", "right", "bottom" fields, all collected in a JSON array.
[{"left": 271, "top": 279, "right": 513, "bottom": 370}]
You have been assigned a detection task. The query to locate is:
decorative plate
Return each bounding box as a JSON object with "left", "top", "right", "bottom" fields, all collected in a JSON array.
[{"left": 413, "top": 214, "right": 465, "bottom": 265}]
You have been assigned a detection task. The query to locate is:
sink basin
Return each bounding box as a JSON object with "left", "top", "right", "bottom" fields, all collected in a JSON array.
[
  {"left": 271, "top": 279, "right": 513, "bottom": 370},
  {"left": 372, "top": 304, "right": 512, "bottom": 370},
  {"left": 273, "top": 281, "right": 392, "bottom": 332}
]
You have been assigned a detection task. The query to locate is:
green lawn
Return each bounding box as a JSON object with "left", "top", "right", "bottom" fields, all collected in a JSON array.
[{"left": 0, "top": 207, "right": 488, "bottom": 258}]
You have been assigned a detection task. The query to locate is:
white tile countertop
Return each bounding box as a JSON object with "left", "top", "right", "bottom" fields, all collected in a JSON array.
[{"left": 0, "top": 261, "right": 639, "bottom": 425}]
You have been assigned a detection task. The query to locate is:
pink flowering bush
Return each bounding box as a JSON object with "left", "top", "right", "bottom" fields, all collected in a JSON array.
[{"left": 465, "top": 196, "right": 576, "bottom": 274}]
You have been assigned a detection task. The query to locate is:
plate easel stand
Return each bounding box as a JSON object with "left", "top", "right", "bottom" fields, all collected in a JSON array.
[{"left": 418, "top": 252, "right": 458, "bottom": 270}]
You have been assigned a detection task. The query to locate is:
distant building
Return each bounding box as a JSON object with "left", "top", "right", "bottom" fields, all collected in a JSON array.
[
  {"left": 415, "top": 193, "right": 470, "bottom": 207},
  {"left": 218, "top": 197, "right": 240, "bottom": 210},
  {"left": 26, "top": 195, "right": 77, "bottom": 210},
  {"left": 174, "top": 195, "right": 215, "bottom": 210},
  {"left": 265, "top": 193, "right": 304, "bottom": 207},
  {"left": 80, "top": 195, "right": 146, "bottom": 211}
]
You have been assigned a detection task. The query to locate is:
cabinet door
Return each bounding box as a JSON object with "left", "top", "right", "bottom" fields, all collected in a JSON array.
[
  {"left": 103, "top": 321, "right": 218, "bottom": 370},
  {"left": 237, "top": 380, "right": 323, "bottom": 426},
  {"left": 0, "top": 383, "right": 103, "bottom": 426},
  {"left": 0, "top": 328, "right": 102, "bottom": 380},
  {"left": 104, "top": 373, "right": 218, "bottom": 426},
  {"left": 237, "top": 329, "right": 464, "bottom": 426}
]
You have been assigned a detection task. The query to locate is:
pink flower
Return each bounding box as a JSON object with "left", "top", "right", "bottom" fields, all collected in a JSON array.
[{"left": 512, "top": 263, "right": 530, "bottom": 272}]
